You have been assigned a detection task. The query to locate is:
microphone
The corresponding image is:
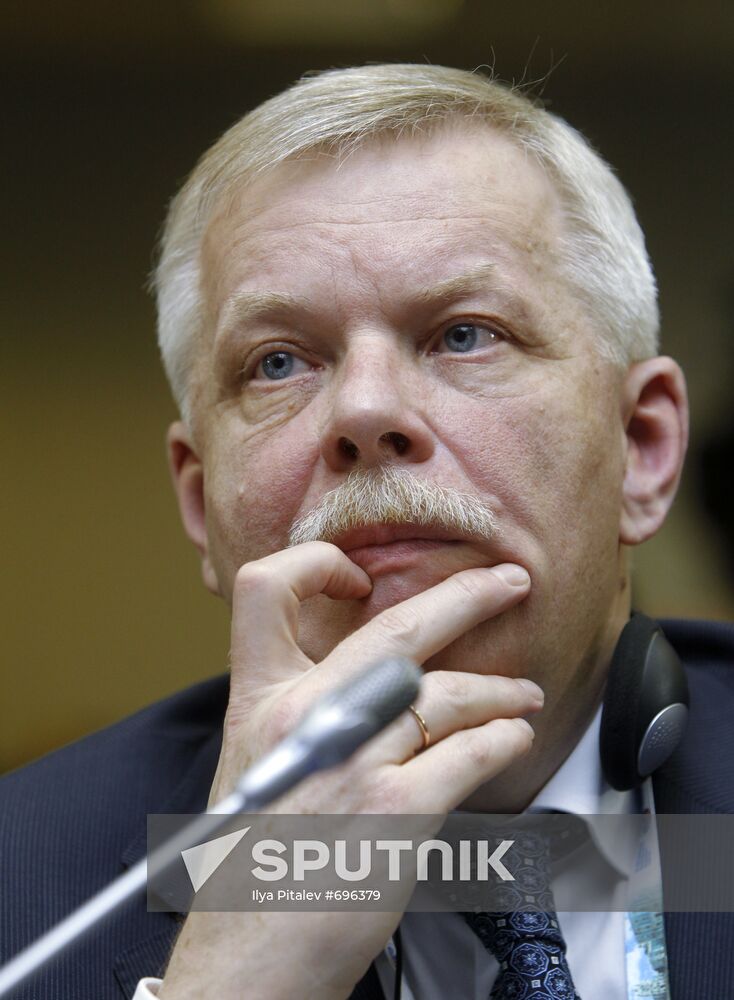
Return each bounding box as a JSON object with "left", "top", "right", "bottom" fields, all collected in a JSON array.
[
  {"left": 0, "top": 656, "right": 421, "bottom": 998},
  {"left": 239, "top": 655, "right": 422, "bottom": 807}
]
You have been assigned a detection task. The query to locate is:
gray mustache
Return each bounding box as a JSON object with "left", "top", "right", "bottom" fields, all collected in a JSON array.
[{"left": 288, "top": 466, "right": 498, "bottom": 547}]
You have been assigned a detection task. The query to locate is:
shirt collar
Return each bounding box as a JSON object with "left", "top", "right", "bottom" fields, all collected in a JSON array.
[{"left": 527, "top": 704, "right": 649, "bottom": 878}]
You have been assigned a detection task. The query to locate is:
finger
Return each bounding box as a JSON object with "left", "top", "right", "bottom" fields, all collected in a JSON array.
[
  {"left": 328, "top": 564, "right": 530, "bottom": 678},
  {"left": 230, "top": 541, "right": 372, "bottom": 681},
  {"left": 372, "top": 672, "right": 543, "bottom": 762},
  {"left": 401, "top": 717, "right": 535, "bottom": 810}
]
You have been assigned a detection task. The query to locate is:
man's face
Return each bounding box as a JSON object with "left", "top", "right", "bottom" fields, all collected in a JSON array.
[{"left": 189, "top": 124, "right": 630, "bottom": 702}]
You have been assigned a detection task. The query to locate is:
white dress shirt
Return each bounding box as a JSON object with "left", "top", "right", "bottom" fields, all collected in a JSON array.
[
  {"left": 381, "top": 705, "right": 651, "bottom": 1000},
  {"left": 134, "top": 706, "right": 657, "bottom": 999}
]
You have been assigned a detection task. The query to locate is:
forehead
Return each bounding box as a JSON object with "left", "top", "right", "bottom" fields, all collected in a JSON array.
[{"left": 199, "top": 124, "right": 565, "bottom": 313}]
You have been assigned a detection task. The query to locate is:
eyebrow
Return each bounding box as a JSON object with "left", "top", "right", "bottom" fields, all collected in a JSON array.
[
  {"left": 215, "top": 290, "right": 304, "bottom": 343},
  {"left": 413, "top": 261, "right": 537, "bottom": 330},
  {"left": 215, "top": 259, "right": 533, "bottom": 345},
  {"left": 413, "top": 261, "right": 499, "bottom": 307}
]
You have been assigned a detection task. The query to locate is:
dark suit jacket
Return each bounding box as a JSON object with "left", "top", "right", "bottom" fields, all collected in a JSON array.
[{"left": 1, "top": 619, "right": 733, "bottom": 999}]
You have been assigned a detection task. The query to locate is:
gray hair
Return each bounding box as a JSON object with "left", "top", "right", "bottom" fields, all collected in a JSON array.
[{"left": 152, "top": 63, "right": 659, "bottom": 424}]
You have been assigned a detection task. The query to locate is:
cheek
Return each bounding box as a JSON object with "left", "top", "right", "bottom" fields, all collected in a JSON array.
[
  {"left": 441, "top": 374, "right": 624, "bottom": 536},
  {"left": 204, "top": 415, "right": 319, "bottom": 591},
  {"left": 443, "top": 378, "right": 626, "bottom": 654}
]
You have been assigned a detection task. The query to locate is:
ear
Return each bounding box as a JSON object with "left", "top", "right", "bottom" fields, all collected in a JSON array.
[
  {"left": 619, "top": 357, "right": 689, "bottom": 545},
  {"left": 166, "top": 421, "right": 221, "bottom": 595}
]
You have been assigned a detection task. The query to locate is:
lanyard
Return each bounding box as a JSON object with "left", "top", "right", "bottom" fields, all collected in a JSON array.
[
  {"left": 623, "top": 779, "right": 671, "bottom": 999},
  {"left": 624, "top": 913, "right": 671, "bottom": 999}
]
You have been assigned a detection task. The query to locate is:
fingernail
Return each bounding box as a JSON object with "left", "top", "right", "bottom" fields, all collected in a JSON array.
[
  {"left": 517, "top": 678, "right": 544, "bottom": 703},
  {"left": 512, "top": 717, "right": 535, "bottom": 738},
  {"left": 491, "top": 563, "right": 530, "bottom": 587}
]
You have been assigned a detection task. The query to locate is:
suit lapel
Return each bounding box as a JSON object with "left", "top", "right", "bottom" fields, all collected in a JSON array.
[
  {"left": 113, "top": 726, "right": 223, "bottom": 996},
  {"left": 652, "top": 625, "right": 734, "bottom": 1000},
  {"left": 113, "top": 926, "right": 182, "bottom": 999},
  {"left": 654, "top": 762, "right": 734, "bottom": 999}
]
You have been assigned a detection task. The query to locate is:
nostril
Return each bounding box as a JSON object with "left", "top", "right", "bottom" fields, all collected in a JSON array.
[
  {"left": 338, "top": 436, "right": 359, "bottom": 459},
  {"left": 380, "top": 431, "right": 410, "bottom": 455}
]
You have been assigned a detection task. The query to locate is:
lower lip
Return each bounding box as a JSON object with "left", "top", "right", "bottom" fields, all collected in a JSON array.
[{"left": 344, "top": 539, "right": 459, "bottom": 575}]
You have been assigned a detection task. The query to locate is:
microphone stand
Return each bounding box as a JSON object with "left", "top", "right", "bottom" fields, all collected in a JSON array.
[{"left": 0, "top": 657, "right": 420, "bottom": 998}]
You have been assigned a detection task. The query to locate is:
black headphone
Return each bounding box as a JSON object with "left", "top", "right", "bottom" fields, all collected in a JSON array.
[{"left": 599, "top": 612, "right": 689, "bottom": 791}]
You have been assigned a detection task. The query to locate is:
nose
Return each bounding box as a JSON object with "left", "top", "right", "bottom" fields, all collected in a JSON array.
[{"left": 319, "top": 338, "right": 436, "bottom": 472}]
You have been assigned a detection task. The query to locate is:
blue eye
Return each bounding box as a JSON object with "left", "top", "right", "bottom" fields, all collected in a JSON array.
[
  {"left": 441, "top": 323, "right": 498, "bottom": 353},
  {"left": 260, "top": 352, "right": 293, "bottom": 379},
  {"left": 255, "top": 351, "right": 310, "bottom": 380}
]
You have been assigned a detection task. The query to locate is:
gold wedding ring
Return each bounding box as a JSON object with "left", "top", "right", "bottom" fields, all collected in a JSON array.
[{"left": 408, "top": 704, "right": 430, "bottom": 752}]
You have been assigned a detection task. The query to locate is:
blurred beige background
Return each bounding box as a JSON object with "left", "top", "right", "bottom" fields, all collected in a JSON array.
[{"left": 3, "top": 0, "right": 733, "bottom": 772}]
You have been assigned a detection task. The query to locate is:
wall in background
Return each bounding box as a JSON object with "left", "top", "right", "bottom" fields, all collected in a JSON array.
[{"left": 3, "top": 1, "right": 732, "bottom": 771}]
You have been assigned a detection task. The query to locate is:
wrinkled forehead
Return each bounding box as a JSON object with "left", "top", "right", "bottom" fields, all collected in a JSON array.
[{"left": 198, "top": 123, "right": 565, "bottom": 320}]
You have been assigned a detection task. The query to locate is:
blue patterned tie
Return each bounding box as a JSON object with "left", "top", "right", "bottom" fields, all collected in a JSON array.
[{"left": 464, "top": 830, "right": 581, "bottom": 1000}]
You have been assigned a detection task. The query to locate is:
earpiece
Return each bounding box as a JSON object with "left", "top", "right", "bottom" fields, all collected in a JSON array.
[{"left": 599, "top": 612, "right": 689, "bottom": 791}]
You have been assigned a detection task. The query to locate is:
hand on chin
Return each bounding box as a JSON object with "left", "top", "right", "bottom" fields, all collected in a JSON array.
[
  {"left": 295, "top": 542, "right": 505, "bottom": 662},
  {"left": 352, "top": 540, "right": 494, "bottom": 617}
]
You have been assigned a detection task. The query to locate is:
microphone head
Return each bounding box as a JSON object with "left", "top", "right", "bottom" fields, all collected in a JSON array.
[
  {"left": 237, "top": 657, "right": 422, "bottom": 805},
  {"left": 329, "top": 656, "right": 422, "bottom": 727},
  {"left": 292, "top": 656, "right": 422, "bottom": 768}
]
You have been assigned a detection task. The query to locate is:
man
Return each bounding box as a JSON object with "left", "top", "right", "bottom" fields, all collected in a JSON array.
[{"left": 1, "top": 64, "right": 732, "bottom": 999}]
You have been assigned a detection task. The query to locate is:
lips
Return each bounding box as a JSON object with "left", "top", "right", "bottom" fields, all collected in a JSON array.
[
  {"left": 332, "top": 523, "right": 462, "bottom": 552},
  {"left": 327, "top": 523, "right": 465, "bottom": 576}
]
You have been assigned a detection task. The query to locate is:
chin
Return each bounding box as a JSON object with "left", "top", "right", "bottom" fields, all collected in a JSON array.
[
  {"left": 424, "top": 613, "right": 530, "bottom": 678},
  {"left": 296, "top": 566, "right": 534, "bottom": 675}
]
